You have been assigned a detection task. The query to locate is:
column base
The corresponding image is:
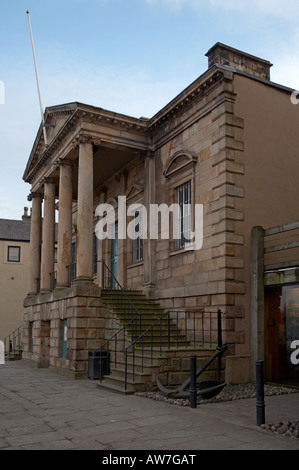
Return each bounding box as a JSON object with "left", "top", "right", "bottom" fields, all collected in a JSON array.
[
  {"left": 73, "top": 276, "right": 94, "bottom": 285},
  {"left": 55, "top": 283, "right": 71, "bottom": 289},
  {"left": 143, "top": 283, "right": 157, "bottom": 299}
]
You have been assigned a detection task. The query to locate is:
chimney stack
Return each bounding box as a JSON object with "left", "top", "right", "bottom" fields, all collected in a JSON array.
[{"left": 206, "top": 43, "right": 272, "bottom": 81}]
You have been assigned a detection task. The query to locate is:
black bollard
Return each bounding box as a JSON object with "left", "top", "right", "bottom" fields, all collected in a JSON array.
[
  {"left": 217, "top": 309, "right": 222, "bottom": 350},
  {"left": 190, "top": 355, "right": 197, "bottom": 409},
  {"left": 256, "top": 360, "right": 265, "bottom": 426},
  {"left": 217, "top": 309, "right": 222, "bottom": 381}
]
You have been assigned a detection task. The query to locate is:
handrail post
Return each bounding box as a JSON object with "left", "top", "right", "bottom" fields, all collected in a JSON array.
[
  {"left": 256, "top": 360, "right": 265, "bottom": 426},
  {"left": 190, "top": 355, "right": 197, "bottom": 408},
  {"left": 125, "top": 349, "right": 128, "bottom": 390},
  {"left": 217, "top": 309, "right": 222, "bottom": 349}
]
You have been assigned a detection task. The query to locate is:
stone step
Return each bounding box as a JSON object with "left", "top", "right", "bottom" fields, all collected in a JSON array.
[
  {"left": 102, "top": 373, "right": 148, "bottom": 392},
  {"left": 100, "top": 288, "right": 191, "bottom": 392},
  {"left": 96, "top": 381, "right": 135, "bottom": 395}
]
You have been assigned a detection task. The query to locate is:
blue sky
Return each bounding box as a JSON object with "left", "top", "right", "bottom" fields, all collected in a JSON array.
[{"left": 0, "top": 0, "right": 299, "bottom": 220}]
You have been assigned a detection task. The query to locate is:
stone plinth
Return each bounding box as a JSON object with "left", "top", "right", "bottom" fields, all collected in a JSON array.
[{"left": 22, "top": 283, "right": 107, "bottom": 378}]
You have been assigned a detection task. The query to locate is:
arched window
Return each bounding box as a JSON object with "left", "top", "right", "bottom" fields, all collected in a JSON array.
[{"left": 164, "top": 150, "right": 198, "bottom": 251}]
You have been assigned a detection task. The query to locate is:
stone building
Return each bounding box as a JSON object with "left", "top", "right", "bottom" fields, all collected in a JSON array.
[
  {"left": 0, "top": 209, "right": 31, "bottom": 343},
  {"left": 22, "top": 43, "right": 299, "bottom": 388}
]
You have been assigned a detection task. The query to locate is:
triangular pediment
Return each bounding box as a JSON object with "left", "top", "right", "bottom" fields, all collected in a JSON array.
[
  {"left": 23, "top": 103, "right": 78, "bottom": 182},
  {"left": 125, "top": 183, "right": 144, "bottom": 201}
]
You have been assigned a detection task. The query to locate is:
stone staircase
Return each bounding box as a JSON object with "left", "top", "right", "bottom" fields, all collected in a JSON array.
[
  {"left": 97, "top": 289, "right": 189, "bottom": 394},
  {"left": 4, "top": 327, "right": 24, "bottom": 361}
]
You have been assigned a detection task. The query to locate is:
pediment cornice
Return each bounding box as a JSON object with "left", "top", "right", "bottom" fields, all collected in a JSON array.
[
  {"left": 149, "top": 67, "right": 227, "bottom": 132},
  {"left": 23, "top": 103, "right": 149, "bottom": 184}
]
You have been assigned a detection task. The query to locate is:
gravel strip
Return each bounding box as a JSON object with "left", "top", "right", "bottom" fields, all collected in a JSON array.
[
  {"left": 135, "top": 383, "right": 299, "bottom": 439},
  {"left": 261, "top": 421, "right": 299, "bottom": 439}
]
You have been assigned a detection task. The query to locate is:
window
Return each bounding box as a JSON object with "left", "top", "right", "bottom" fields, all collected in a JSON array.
[
  {"left": 132, "top": 210, "right": 143, "bottom": 263},
  {"left": 7, "top": 246, "right": 21, "bottom": 262},
  {"left": 176, "top": 181, "right": 192, "bottom": 249},
  {"left": 163, "top": 149, "right": 198, "bottom": 253}
]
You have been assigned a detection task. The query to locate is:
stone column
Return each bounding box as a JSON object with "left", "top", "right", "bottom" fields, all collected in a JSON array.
[
  {"left": 250, "top": 225, "right": 265, "bottom": 381},
  {"left": 75, "top": 136, "right": 95, "bottom": 281},
  {"left": 96, "top": 191, "right": 106, "bottom": 288},
  {"left": 28, "top": 192, "right": 42, "bottom": 294},
  {"left": 40, "top": 178, "right": 56, "bottom": 292},
  {"left": 143, "top": 152, "right": 156, "bottom": 295},
  {"left": 57, "top": 160, "right": 73, "bottom": 287},
  {"left": 117, "top": 172, "right": 127, "bottom": 288}
]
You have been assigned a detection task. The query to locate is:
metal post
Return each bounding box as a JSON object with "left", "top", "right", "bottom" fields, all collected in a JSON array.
[
  {"left": 26, "top": 11, "right": 48, "bottom": 147},
  {"left": 217, "top": 309, "right": 222, "bottom": 381},
  {"left": 217, "top": 309, "right": 222, "bottom": 349},
  {"left": 190, "top": 355, "right": 197, "bottom": 409},
  {"left": 256, "top": 360, "right": 265, "bottom": 426}
]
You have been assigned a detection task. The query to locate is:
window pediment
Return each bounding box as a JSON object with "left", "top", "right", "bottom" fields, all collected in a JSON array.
[
  {"left": 163, "top": 150, "right": 198, "bottom": 178},
  {"left": 125, "top": 183, "right": 144, "bottom": 202}
]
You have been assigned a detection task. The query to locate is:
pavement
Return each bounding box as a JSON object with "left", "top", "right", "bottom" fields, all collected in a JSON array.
[{"left": 0, "top": 361, "right": 299, "bottom": 451}]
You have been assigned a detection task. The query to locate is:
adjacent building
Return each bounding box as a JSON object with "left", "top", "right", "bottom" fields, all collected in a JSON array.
[
  {"left": 0, "top": 209, "right": 31, "bottom": 343},
  {"left": 21, "top": 43, "right": 299, "bottom": 388}
]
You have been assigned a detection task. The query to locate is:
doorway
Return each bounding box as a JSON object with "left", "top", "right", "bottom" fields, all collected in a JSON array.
[
  {"left": 265, "top": 284, "right": 299, "bottom": 385},
  {"left": 39, "top": 321, "right": 50, "bottom": 368}
]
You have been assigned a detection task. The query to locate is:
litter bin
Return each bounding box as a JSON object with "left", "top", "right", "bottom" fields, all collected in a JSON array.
[{"left": 88, "top": 349, "right": 110, "bottom": 380}]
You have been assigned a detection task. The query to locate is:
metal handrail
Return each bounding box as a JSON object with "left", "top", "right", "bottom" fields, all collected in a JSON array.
[
  {"left": 4, "top": 326, "right": 24, "bottom": 357},
  {"left": 99, "top": 261, "right": 142, "bottom": 376},
  {"left": 124, "top": 309, "right": 224, "bottom": 390},
  {"left": 67, "top": 263, "right": 76, "bottom": 285}
]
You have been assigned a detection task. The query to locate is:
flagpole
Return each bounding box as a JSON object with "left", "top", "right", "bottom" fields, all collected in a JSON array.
[{"left": 26, "top": 10, "right": 48, "bottom": 147}]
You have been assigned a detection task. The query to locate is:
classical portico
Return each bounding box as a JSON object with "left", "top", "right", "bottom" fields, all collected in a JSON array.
[{"left": 22, "top": 102, "right": 150, "bottom": 375}]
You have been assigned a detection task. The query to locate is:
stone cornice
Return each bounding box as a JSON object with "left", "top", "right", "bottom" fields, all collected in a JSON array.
[
  {"left": 148, "top": 67, "right": 227, "bottom": 133},
  {"left": 23, "top": 104, "right": 149, "bottom": 185},
  {"left": 23, "top": 67, "right": 231, "bottom": 186}
]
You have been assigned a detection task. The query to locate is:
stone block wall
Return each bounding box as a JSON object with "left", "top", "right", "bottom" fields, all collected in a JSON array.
[{"left": 22, "top": 283, "right": 107, "bottom": 378}]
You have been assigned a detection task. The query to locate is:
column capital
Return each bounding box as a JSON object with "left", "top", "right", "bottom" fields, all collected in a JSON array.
[
  {"left": 139, "top": 150, "right": 155, "bottom": 163},
  {"left": 72, "top": 133, "right": 101, "bottom": 149},
  {"left": 27, "top": 191, "right": 42, "bottom": 202},
  {"left": 40, "top": 176, "right": 57, "bottom": 187},
  {"left": 54, "top": 157, "right": 74, "bottom": 170}
]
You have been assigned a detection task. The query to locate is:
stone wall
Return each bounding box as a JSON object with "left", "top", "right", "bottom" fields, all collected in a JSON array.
[{"left": 22, "top": 283, "right": 106, "bottom": 378}]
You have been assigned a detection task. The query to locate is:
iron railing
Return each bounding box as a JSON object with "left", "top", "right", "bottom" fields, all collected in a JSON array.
[
  {"left": 4, "top": 326, "right": 24, "bottom": 358},
  {"left": 99, "top": 261, "right": 142, "bottom": 370},
  {"left": 124, "top": 309, "right": 225, "bottom": 390},
  {"left": 49, "top": 271, "right": 57, "bottom": 291},
  {"left": 67, "top": 263, "right": 76, "bottom": 285}
]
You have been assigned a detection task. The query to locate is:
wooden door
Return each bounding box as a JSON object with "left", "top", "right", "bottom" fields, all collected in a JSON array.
[{"left": 265, "top": 285, "right": 299, "bottom": 385}]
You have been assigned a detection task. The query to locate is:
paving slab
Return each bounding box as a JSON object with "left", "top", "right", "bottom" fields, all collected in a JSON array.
[{"left": 0, "top": 361, "right": 298, "bottom": 451}]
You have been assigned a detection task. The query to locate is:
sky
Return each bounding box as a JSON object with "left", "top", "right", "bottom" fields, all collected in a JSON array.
[{"left": 0, "top": 0, "right": 299, "bottom": 220}]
